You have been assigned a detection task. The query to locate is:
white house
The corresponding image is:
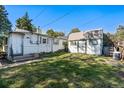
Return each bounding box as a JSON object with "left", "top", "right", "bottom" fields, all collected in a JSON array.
[
  {"left": 68, "top": 29, "right": 103, "bottom": 55},
  {"left": 7, "top": 29, "right": 66, "bottom": 60}
]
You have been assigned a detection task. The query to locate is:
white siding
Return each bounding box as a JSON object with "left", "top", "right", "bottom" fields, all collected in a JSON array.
[
  {"left": 86, "top": 39, "right": 102, "bottom": 55},
  {"left": 53, "top": 39, "right": 65, "bottom": 52},
  {"left": 23, "top": 34, "right": 39, "bottom": 54},
  {"left": 9, "top": 34, "right": 23, "bottom": 55},
  {"left": 7, "top": 32, "right": 66, "bottom": 58},
  {"left": 68, "top": 39, "right": 103, "bottom": 55},
  {"left": 68, "top": 41, "right": 78, "bottom": 53},
  {"left": 78, "top": 41, "right": 86, "bottom": 53}
]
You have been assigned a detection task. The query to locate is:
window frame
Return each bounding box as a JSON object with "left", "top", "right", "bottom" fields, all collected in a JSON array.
[
  {"left": 70, "top": 41, "right": 77, "bottom": 46},
  {"left": 43, "top": 38, "right": 47, "bottom": 44},
  {"left": 89, "top": 39, "right": 98, "bottom": 45}
]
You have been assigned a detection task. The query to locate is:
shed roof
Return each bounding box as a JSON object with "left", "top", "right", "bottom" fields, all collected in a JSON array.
[
  {"left": 68, "top": 29, "right": 103, "bottom": 41},
  {"left": 68, "top": 32, "right": 86, "bottom": 41}
]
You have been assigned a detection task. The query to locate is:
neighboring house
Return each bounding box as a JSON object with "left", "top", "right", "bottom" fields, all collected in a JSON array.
[
  {"left": 68, "top": 29, "right": 103, "bottom": 55},
  {"left": 7, "top": 29, "right": 66, "bottom": 60}
]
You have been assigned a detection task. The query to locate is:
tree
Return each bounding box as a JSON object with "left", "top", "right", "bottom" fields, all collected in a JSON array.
[
  {"left": 57, "top": 32, "right": 65, "bottom": 37},
  {"left": 69, "top": 28, "right": 80, "bottom": 35},
  {"left": 46, "top": 29, "right": 56, "bottom": 37},
  {"left": 32, "top": 25, "right": 37, "bottom": 32},
  {"left": 103, "top": 33, "right": 114, "bottom": 46},
  {"left": 0, "top": 5, "right": 12, "bottom": 51},
  {"left": 16, "top": 12, "right": 35, "bottom": 32},
  {"left": 0, "top": 5, "right": 12, "bottom": 34},
  {"left": 47, "top": 29, "right": 65, "bottom": 38},
  {"left": 115, "top": 26, "right": 124, "bottom": 41}
]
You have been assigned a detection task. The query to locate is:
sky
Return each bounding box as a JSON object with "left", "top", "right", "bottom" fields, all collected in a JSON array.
[{"left": 5, "top": 5, "right": 124, "bottom": 34}]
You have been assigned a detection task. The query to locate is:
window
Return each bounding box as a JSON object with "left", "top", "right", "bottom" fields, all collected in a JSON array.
[
  {"left": 26, "top": 36, "right": 30, "bottom": 39},
  {"left": 43, "top": 38, "right": 47, "bottom": 44},
  {"left": 70, "top": 41, "right": 77, "bottom": 45},
  {"left": 79, "top": 41, "right": 85, "bottom": 47},
  {"left": 89, "top": 39, "right": 98, "bottom": 45}
]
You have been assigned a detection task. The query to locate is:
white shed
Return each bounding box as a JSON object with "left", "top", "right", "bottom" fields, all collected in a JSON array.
[{"left": 68, "top": 29, "right": 103, "bottom": 55}]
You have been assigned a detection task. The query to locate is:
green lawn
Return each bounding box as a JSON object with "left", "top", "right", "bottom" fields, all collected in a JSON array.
[{"left": 0, "top": 51, "right": 124, "bottom": 88}]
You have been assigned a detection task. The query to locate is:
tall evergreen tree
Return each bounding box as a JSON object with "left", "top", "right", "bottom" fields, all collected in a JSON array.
[
  {"left": 0, "top": 5, "right": 12, "bottom": 51},
  {"left": 0, "top": 5, "right": 12, "bottom": 35},
  {"left": 16, "top": 12, "right": 35, "bottom": 32}
]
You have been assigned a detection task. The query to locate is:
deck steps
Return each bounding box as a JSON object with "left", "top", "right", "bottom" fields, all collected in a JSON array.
[
  {"left": 13, "top": 54, "right": 40, "bottom": 62},
  {"left": 109, "top": 47, "right": 114, "bottom": 56}
]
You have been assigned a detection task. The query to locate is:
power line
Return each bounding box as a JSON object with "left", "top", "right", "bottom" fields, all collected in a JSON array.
[
  {"left": 78, "top": 15, "right": 110, "bottom": 27},
  {"left": 78, "top": 15, "right": 106, "bottom": 28},
  {"left": 32, "top": 8, "right": 46, "bottom": 21},
  {"left": 41, "top": 10, "right": 73, "bottom": 28}
]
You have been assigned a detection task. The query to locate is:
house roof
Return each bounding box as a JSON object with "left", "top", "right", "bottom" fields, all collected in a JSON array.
[
  {"left": 10, "top": 28, "right": 31, "bottom": 35},
  {"left": 68, "top": 32, "right": 86, "bottom": 41},
  {"left": 68, "top": 29, "right": 103, "bottom": 41},
  {"left": 10, "top": 28, "right": 67, "bottom": 40}
]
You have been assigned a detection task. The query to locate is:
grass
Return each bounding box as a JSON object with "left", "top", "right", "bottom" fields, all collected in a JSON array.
[{"left": 0, "top": 51, "right": 124, "bottom": 88}]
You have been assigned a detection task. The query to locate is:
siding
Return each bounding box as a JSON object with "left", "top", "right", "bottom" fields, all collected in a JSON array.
[
  {"left": 86, "top": 39, "right": 103, "bottom": 55},
  {"left": 7, "top": 32, "right": 66, "bottom": 58},
  {"left": 68, "top": 39, "right": 103, "bottom": 55}
]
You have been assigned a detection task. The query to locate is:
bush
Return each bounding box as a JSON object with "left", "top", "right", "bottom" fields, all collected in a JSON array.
[{"left": 0, "top": 79, "right": 8, "bottom": 88}]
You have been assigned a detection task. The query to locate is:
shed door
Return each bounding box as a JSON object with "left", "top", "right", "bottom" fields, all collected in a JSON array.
[
  {"left": 78, "top": 41, "right": 86, "bottom": 53},
  {"left": 12, "top": 34, "right": 23, "bottom": 56}
]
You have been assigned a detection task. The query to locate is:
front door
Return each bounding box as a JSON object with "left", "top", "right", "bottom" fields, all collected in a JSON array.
[{"left": 12, "top": 34, "right": 23, "bottom": 56}]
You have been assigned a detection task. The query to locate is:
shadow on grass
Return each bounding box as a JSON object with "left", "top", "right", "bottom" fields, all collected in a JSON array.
[
  {"left": 0, "top": 57, "right": 123, "bottom": 88},
  {"left": 40, "top": 50, "right": 67, "bottom": 58}
]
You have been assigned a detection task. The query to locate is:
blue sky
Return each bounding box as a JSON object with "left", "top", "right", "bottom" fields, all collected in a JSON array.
[{"left": 5, "top": 5, "right": 124, "bottom": 34}]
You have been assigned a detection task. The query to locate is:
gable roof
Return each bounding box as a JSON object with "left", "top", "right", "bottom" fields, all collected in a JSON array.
[
  {"left": 68, "top": 32, "right": 86, "bottom": 41},
  {"left": 68, "top": 29, "right": 103, "bottom": 41}
]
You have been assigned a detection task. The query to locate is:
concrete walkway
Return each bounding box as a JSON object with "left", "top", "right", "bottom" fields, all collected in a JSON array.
[{"left": 0, "top": 58, "right": 43, "bottom": 69}]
